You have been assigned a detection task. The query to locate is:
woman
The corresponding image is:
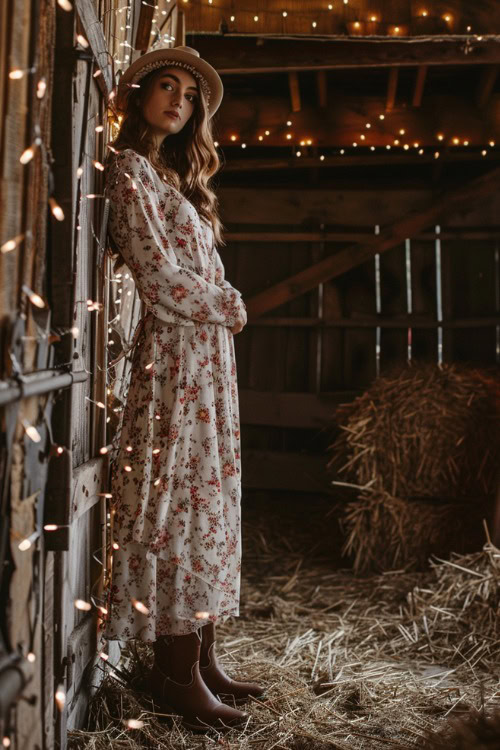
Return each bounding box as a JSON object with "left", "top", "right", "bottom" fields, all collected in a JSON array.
[{"left": 101, "top": 46, "right": 264, "bottom": 732}]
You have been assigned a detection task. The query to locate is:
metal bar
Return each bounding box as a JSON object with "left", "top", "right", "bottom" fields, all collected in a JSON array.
[
  {"left": 435, "top": 224, "right": 443, "bottom": 364},
  {"left": 405, "top": 237, "right": 413, "bottom": 361},
  {"left": 495, "top": 243, "right": 500, "bottom": 364},
  {"left": 0, "top": 369, "right": 88, "bottom": 407},
  {"left": 374, "top": 225, "right": 381, "bottom": 377}
]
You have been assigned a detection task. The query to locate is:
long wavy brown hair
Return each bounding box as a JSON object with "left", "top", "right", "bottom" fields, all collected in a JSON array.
[{"left": 105, "top": 65, "right": 225, "bottom": 270}]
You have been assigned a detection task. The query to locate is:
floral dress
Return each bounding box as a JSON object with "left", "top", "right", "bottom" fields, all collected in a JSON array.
[{"left": 101, "top": 149, "right": 246, "bottom": 642}]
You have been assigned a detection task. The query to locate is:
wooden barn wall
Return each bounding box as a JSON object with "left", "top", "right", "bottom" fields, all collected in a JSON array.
[{"left": 217, "top": 186, "right": 500, "bottom": 491}]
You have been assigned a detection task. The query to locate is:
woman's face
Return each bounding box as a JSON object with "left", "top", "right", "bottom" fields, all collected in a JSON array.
[{"left": 141, "top": 66, "right": 199, "bottom": 144}]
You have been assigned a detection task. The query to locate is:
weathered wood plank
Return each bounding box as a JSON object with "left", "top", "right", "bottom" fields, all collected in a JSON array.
[
  {"left": 242, "top": 449, "right": 333, "bottom": 493},
  {"left": 239, "top": 389, "right": 358, "bottom": 429},
  {"left": 192, "top": 34, "right": 500, "bottom": 73},
  {"left": 244, "top": 166, "right": 500, "bottom": 319}
]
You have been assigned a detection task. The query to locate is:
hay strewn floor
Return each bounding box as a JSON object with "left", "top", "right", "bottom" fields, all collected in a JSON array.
[{"left": 69, "top": 494, "right": 500, "bottom": 749}]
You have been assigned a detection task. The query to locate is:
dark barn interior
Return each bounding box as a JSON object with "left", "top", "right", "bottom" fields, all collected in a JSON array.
[{"left": 0, "top": 1, "right": 499, "bottom": 748}]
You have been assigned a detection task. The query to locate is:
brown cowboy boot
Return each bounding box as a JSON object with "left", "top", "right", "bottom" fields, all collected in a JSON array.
[
  {"left": 150, "top": 628, "right": 250, "bottom": 732},
  {"left": 199, "top": 621, "right": 266, "bottom": 703}
]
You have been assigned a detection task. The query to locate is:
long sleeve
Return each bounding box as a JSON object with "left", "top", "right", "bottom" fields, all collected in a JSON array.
[
  {"left": 105, "top": 149, "right": 245, "bottom": 327},
  {"left": 213, "top": 248, "right": 247, "bottom": 323}
]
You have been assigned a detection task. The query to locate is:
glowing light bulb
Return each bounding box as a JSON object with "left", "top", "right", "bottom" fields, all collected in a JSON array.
[
  {"left": 1, "top": 233, "right": 24, "bottom": 253},
  {"left": 379, "top": 114, "right": 385, "bottom": 120},
  {"left": 312, "top": 21, "right": 317, "bottom": 27},
  {"left": 399, "top": 129, "right": 405, "bottom": 135},
  {"left": 49, "top": 197, "right": 65, "bottom": 221},
  {"left": 282, "top": 11, "right": 287, "bottom": 17},
  {"left": 100, "top": 447, "right": 108, "bottom": 455},
  {"left": 36, "top": 78, "right": 47, "bottom": 99},
  {"left": 27, "top": 652, "right": 36, "bottom": 662},
  {"left": 265, "top": 130, "right": 270, "bottom": 136},
  {"left": 131, "top": 598, "right": 150, "bottom": 615},
  {"left": 57, "top": 0, "right": 72, "bottom": 9},
  {"left": 75, "top": 599, "right": 92, "bottom": 611},
  {"left": 125, "top": 719, "right": 144, "bottom": 729},
  {"left": 230, "top": 135, "right": 237, "bottom": 141},
  {"left": 320, "top": 154, "right": 325, "bottom": 160},
  {"left": 76, "top": 34, "right": 89, "bottom": 47},
  {"left": 296, "top": 151, "right": 301, "bottom": 157},
  {"left": 124, "top": 465, "right": 132, "bottom": 472},
  {"left": 420, "top": 10, "right": 428, "bottom": 16},
  {"left": 93, "top": 160, "right": 105, "bottom": 171},
  {"left": 489, "top": 140, "right": 495, "bottom": 147},
  {"left": 55, "top": 685, "right": 66, "bottom": 711},
  {"left": 44, "top": 524, "right": 58, "bottom": 531},
  {"left": 254, "top": 15, "right": 258, "bottom": 21},
  {"left": 370, "top": 15, "right": 377, "bottom": 21}
]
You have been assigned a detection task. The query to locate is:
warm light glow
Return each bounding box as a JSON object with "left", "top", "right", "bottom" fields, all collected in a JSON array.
[
  {"left": 57, "top": 446, "right": 64, "bottom": 454},
  {"left": 463, "top": 140, "right": 469, "bottom": 146},
  {"left": 370, "top": 15, "right": 377, "bottom": 22},
  {"left": 2, "top": 737, "right": 11, "bottom": 747},
  {"left": 125, "top": 719, "right": 145, "bottom": 730},
  {"left": 76, "top": 34, "right": 89, "bottom": 48},
  {"left": 482, "top": 149, "right": 487, "bottom": 156},
  {"left": 230, "top": 135, "right": 237, "bottom": 141},
  {"left": 152, "top": 448, "right": 160, "bottom": 454},
  {"left": 265, "top": 130, "right": 270, "bottom": 136},
  {"left": 49, "top": 197, "right": 65, "bottom": 221},
  {"left": 403, "top": 144, "right": 409, "bottom": 150},
  {"left": 241, "top": 143, "right": 246, "bottom": 149},
  {"left": 360, "top": 134, "right": 366, "bottom": 140},
  {"left": 1, "top": 234, "right": 24, "bottom": 253},
  {"left": 312, "top": 21, "right": 317, "bottom": 27},
  {"left": 354, "top": 21, "right": 360, "bottom": 27},
  {"left": 420, "top": 10, "right": 428, "bottom": 17},
  {"left": 489, "top": 140, "right": 495, "bottom": 147},
  {"left": 75, "top": 599, "right": 92, "bottom": 611},
  {"left": 20, "top": 147, "right": 35, "bottom": 164},
  {"left": 413, "top": 142, "right": 419, "bottom": 147},
  {"left": 434, "top": 151, "right": 440, "bottom": 159},
  {"left": 296, "top": 151, "right": 301, "bottom": 157},
  {"left": 93, "top": 160, "right": 105, "bottom": 171},
  {"left": 18, "top": 538, "right": 32, "bottom": 552},
  {"left": 99, "top": 651, "right": 109, "bottom": 661},
  {"left": 437, "top": 133, "right": 444, "bottom": 140},
  {"left": 419, "top": 149, "right": 424, "bottom": 154},
  {"left": 24, "top": 421, "right": 42, "bottom": 442},
  {"left": 154, "top": 478, "right": 161, "bottom": 486},
  {"left": 286, "top": 134, "right": 292, "bottom": 140},
  {"left": 44, "top": 524, "right": 58, "bottom": 531},
  {"left": 282, "top": 11, "right": 287, "bottom": 17},
  {"left": 55, "top": 685, "right": 66, "bottom": 711},
  {"left": 399, "top": 129, "right": 405, "bottom": 135},
  {"left": 366, "top": 123, "right": 371, "bottom": 128},
  {"left": 386, "top": 145, "right": 391, "bottom": 149},
  {"left": 352, "top": 142, "right": 358, "bottom": 147},
  {"left": 126, "top": 446, "right": 133, "bottom": 452},
  {"left": 379, "top": 114, "right": 385, "bottom": 120},
  {"left": 320, "top": 155, "right": 325, "bottom": 160},
  {"left": 27, "top": 652, "right": 36, "bottom": 663},
  {"left": 113, "top": 542, "right": 120, "bottom": 550},
  {"left": 131, "top": 598, "right": 150, "bottom": 615},
  {"left": 452, "top": 137, "right": 460, "bottom": 145},
  {"left": 145, "top": 361, "right": 154, "bottom": 369},
  {"left": 57, "top": 0, "right": 72, "bottom": 9},
  {"left": 195, "top": 611, "right": 211, "bottom": 619},
  {"left": 258, "top": 135, "right": 263, "bottom": 141},
  {"left": 287, "top": 120, "right": 292, "bottom": 126},
  {"left": 254, "top": 15, "right": 258, "bottom": 21},
  {"left": 443, "top": 14, "right": 452, "bottom": 22},
  {"left": 100, "top": 447, "right": 108, "bottom": 455},
  {"left": 394, "top": 139, "right": 400, "bottom": 145},
  {"left": 9, "top": 69, "right": 24, "bottom": 79},
  {"left": 37, "top": 78, "right": 47, "bottom": 98},
  {"left": 124, "top": 465, "right": 132, "bottom": 472}
]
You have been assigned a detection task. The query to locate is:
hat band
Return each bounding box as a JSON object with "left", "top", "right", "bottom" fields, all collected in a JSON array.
[{"left": 133, "top": 59, "right": 211, "bottom": 103}]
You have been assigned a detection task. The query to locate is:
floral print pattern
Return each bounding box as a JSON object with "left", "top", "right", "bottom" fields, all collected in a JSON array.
[{"left": 100, "top": 149, "right": 246, "bottom": 642}]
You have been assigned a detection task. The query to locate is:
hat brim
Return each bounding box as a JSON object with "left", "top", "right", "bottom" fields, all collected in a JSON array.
[{"left": 115, "top": 47, "right": 223, "bottom": 118}]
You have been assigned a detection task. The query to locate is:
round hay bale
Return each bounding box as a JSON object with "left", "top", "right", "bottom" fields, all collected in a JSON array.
[{"left": 328, "top": 362, "right": 500, "bottom": 501}]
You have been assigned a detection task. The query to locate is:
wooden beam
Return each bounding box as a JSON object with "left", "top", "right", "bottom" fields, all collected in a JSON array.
[
  {"left": 288, "top": 71, "right": 301, "bottom": 112},
  {"left": 413, "top": 65, "right": 428, "bottom": 107},
  {"left": 74, "top": 0, "right": 113, "bottom": 96},
  {"left": 386, "top": 67, "right": 399, "bottom": 111},
  {"left": 244, "top": 165, "right": 500, "bottom": 320},
  {"left": 190, "top": 35, "right": 500, "bottom": 73},
  {"left": 225, "top": 229, "right": 500, "bottom": 242},
  {"left": 243, "top": 316, "right": 500, "bottom": 329},
  {"left": 239, "top": 389, "right": 357, "bottom": 428},
  {"left": 134, "top": 0, "right": 154, "bottom": 51},
  {"left": 242, "top": 449, "right": 333, "bottom": 493},
  {"left": 316, "top": 70, "right": 327, "bottom": 109},
  {"left": 477, "top": 64, "right": 499, "bottom": 108},
  {"left": 221, "top": 152, "right": 500, "bottom": 172}
]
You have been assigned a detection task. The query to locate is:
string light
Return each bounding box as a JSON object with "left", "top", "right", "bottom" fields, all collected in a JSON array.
[
  {"left": 18, "top": 530, "right": 39, "bottom": 551},
  {"left": 1, "top": 233, "right": 25, "bottom": 253},
  {"left": 27, "top": 652, "right": 36, "bottom": 663},
  {"left": 37, "top": 78, "right": 47, "bottom": 98},
  {"left": 282, "top": 11, "right": 287, "bottom": 17},
  {"left": 44, "top": 524, "right": 58, "bottom": 530},
  {"left": 131, "top": 598, "right": 150, "bottom": 615},
  {"left": 57, "top": 0, "right": 72, "bottom": 9},
  {"left": 195, "top": 610, "right": 210, "bottom": 619},
  {"left": 76, "top": 34, "right": 89, "bottom": 48},
  {"left": 125, "top": 719, "right": 144, "bottom": 729},
  {"left": 489, "top": 140, "right": 495, "bottom": 147},
  {"left": 55, "top": 685, "right": 66, "bottom": 711},
  {"left": 2, "top": 738, "right": 11, "bottom": 748},
  {"left": 320, "top": 154, "right": 325, "bottom": 160},
  {"left": 9, "top": 67, "right": 35, "bottom": 80},
  {"left": 22, "top": 283, "right": 45, "bottom": 308},
  {"left": 254, "top": 15, "right": 258, "bottom": 21},
  {"left": 74, "top": 599, "right": 92, "bottom": 611},
  {"left": 49, "top": 197, "right": 65, "bottom": 221}
]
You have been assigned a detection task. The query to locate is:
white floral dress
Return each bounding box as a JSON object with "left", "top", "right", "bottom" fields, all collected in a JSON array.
[{"left": 101, "top": 149, "right": 246, "bottom": 642}]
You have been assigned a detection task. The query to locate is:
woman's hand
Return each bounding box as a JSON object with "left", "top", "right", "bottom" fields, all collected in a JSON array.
[{"left": 230, "top": 305, "right": 247, "bottom": 335}]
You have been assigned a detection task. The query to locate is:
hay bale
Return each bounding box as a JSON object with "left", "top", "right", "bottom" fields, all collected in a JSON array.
[
  {"left": 421, "top": 709, "right": 500, "bottom": 750},
  {"left": 327, "top": 362, "right": 500, "bottom": 571},
  {"left": 342, "top": 490, "right": 491, "bottom": 573},
  {"left": 328, "top": 362, "right": 500, "bottom": 501}
]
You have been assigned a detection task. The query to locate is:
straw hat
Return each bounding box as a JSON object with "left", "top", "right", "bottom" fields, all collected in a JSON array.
[{"left": 115, "top": 45, "right": 224, "bottom": 118}]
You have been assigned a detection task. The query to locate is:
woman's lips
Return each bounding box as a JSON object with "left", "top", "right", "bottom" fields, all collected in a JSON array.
[{"left": 165, "top": 112, "right": 179, "bottom": 120}]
